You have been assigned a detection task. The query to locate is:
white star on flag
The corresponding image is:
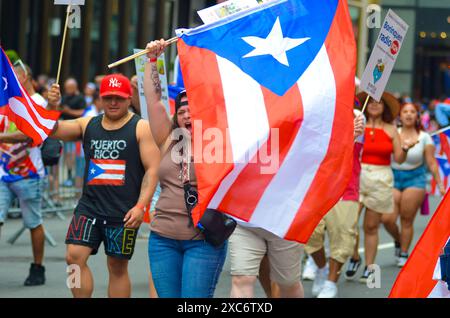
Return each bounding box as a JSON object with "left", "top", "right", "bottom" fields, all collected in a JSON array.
[
  {"left": 242, "top": 17, "right": 310, "bottom": 67},
  {"left": 91, "top": 169, "right": 96, "bottom": 174}
]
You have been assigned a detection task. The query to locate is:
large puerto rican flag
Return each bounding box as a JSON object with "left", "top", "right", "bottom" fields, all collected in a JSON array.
[
  {"left": 0, "top": 48, "right": 60, "bottom": 146},
  {"left": 177, "top": 0, "right": 356, "bottom": 243},
  {"left": 87, "top": 159, "right": 126, "bottom": 186},
  {"left": 390, "top": 191, "right": 450, "bottom": 298}
]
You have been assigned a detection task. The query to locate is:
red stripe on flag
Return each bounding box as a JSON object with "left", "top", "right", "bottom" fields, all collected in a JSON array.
[
  {"left": 6, "top": 106, "right": 42, "bottom": 144},
  {"left": 177, "top": 42, "right": 234, "bottom": 224},
  {"left": 440, "top": 133, "right": 450, "bottom": 159},
  {"left": 389, "top": 191, "right": 450, "bottom": 298},
  {"left": 104, "top": 170, "right": 125, "bottom": 175},
  {"left": 217, "top": 85, "right": 304, "bottom": 222},
  {"left": 92, "top": 159, "right": 126, "bottom": 165},
  {"left": 88, "top": 179, "right": 125, "bottom": 186},
  {"left": 285, "top": 0, "right": 356, "bottom": 242}
]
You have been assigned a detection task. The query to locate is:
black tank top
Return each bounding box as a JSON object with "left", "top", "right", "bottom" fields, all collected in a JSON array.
[{"left": 75, "top": 114, "right": 145, "bottom": 221}]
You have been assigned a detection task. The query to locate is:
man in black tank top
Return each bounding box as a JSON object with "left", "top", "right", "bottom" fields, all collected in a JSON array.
[{"left": 47, "top": 74, "right": 160, "bottom": 298}]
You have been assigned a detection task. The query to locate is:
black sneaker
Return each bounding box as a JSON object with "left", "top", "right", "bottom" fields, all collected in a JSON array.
[
  {"left": 24, "top": 263, "right": 46, "bottom": 286},
  {"left": 359, "top": 266, "right": 375, "bottom": 284},
  {"left": 344, "top": 258, "right": 361, "bottom": 280}
]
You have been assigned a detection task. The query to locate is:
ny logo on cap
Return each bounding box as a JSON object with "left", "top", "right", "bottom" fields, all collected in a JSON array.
[{"left": 109, "top": 78, "right": 122, "bottom": 88}]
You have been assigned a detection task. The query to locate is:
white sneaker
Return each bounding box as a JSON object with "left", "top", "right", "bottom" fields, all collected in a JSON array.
[
  {"left": 397, "top": 253, "right": 408, "bottom": 268},
  {"left": 302, "top": 256, "right": 318, "bottom": 281},
  {"left": 312, "top": 266, "right": 328, "bottom": 297},
  {"left": 317, "top": 280, "right": 338, "bottom": 298}
]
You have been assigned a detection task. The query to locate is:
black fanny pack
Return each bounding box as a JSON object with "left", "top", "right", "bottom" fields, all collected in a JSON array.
[{"left": 183, "top": 176, "right": 236, "bottom": 248}]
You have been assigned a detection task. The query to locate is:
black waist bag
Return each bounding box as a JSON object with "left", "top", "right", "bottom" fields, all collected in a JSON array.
[
  {"left": 40, "top": 138, "right": 63, "bottom": 166},
  {"left": 197, "top": 209, "right": 237, "bottom": 248},
  {"left": 183, "top": 183, "right": 236, "bottom": 248}
]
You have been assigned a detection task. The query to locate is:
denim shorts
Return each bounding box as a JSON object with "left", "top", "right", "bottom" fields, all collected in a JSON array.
[
  {"left": 148, "top": 232, "right": 227, "bottom": 298},
  {"left": 393, "top": 165, "right": 427, "bottom": 191},
  {"left": 0, "top": 178, "right": 43, "bottom": 229}
]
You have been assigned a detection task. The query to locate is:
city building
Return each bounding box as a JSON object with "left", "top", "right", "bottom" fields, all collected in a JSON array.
[{"left": 0, "top": 0, "right": 448, "bottom": 99}]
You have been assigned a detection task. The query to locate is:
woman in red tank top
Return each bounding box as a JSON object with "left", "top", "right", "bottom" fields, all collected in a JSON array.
[{"left": 347, "top": 92, "right": 417, "bottom": 284}]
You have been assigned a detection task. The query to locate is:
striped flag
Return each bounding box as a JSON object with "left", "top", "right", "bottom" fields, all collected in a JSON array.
[
  {"left": 389, "top": 191, "right": 450, "bottom": 298},
  {"left": 430, "top": 155, "right": 450, "bottom": 196},
  {"left": 0, "top": 48, "right": 60, "bottom": 146},
  {"left": 439, "top": 130, "right": 450, "bottom": 159},
  {"left": 87, "top": 159, "right": 126, "bottom": 186},
  {"left": 177, "top": 0, "right": 356, "bottom": 243},
  {"left": 429, "top": 130, "right": 450, "bottom": 196}
]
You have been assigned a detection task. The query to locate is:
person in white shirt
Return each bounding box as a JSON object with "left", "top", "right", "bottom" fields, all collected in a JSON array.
[{"left": 382, "top": 103, "right": 446, "bottom": 267}]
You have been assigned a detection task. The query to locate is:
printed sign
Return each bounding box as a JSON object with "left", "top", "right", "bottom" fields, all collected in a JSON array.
[
  {"left": 54, "top": 0, "right": 85, "bottom": 5},
  {"left": 198, "top": 0, "right": 274, "bottom": 24},
  {"left": 360, "top": 9, "right": 409, "bottom": 102},
  {"left": 134, "top": 49, "right": 170, "bottom": 120}
]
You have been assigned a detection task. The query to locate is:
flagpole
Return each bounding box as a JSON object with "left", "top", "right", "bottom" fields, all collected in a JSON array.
[
  {"left": 108, "top": 37, "right": 179, "bottom": 69},
  {"left": 430, "top": 125, "right": 450, "bottom": 137},
  {"left": 56, "top": 3, "right": 72, "bottom": 85},
  {"left": 360, "top": 95, "right": 370, "bottom": 114}
]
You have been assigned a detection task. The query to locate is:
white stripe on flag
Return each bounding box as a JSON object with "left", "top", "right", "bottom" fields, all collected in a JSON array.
[
  {"left": 208, "top": 55, "right": 270, "bottom": 209},
  {"left": 96, "top": 174, "right": 124, "bottom": 180},
  {"left": 96, "top": 164, "right": 126, "bottom": 171},
  {"left": 249, "top": 45, "right": 337, "bottom": 237},
  {"left": 8, "top": 97, "right": 47, "bottom": 141},
  {"left": 15, "top": 71, "right": 56, "bottom": 130}
]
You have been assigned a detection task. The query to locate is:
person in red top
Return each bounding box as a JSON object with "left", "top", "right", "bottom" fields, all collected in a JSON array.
[{"left": 349, "top": 92, "right": 417, "bottom": 284}]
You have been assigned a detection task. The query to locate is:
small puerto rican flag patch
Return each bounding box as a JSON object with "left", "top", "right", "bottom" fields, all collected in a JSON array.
[{"left": 87, "top": 159, "right": 126, "bottom": 186}]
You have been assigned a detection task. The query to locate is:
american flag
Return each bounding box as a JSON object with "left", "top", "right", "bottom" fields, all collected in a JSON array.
[
  {"left": 0, "top": 48, "right": 60, "bottom": 146},
  {"left": 87, "top": 159, "right": 126, "bottom": 186},
  {"left": 177, "top": 0, "right": 356, "bottom": 243}
]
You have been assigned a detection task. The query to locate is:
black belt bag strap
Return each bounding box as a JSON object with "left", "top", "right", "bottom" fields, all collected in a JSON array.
[{"left": 181, "top": 159, "right": 236, "bottom": 248}]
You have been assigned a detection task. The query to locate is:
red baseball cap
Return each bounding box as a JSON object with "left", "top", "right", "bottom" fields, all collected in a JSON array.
[{"left": 100, "top": 74, "right": 132, "bottom": 99}]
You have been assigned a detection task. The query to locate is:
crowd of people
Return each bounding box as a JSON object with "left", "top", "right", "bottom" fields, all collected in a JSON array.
[{"left": 0, "top": 40, "right": 449, "bottom": 298}]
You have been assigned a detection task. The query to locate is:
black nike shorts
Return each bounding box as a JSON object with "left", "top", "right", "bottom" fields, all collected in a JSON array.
[{"left": 65, "top": 214, "right": 139, "bottom": 260}]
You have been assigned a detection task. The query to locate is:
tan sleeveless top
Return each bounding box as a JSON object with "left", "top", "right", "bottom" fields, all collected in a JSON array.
[{"left": 150, "top": 143, "right": 203, "bottom": 240}]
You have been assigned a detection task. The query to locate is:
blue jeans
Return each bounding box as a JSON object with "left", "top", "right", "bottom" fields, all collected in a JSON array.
[
  {"left": 148, "top": 232, "right": 227, "bottom": 298},
  {"left": 435, "top": 103, "right": 450, "bottom": 127},
  {"left": 0, "top": 178, "right": 43, "bottom": 229},
  {"left": 393, "top": 165, "right": 427, "bottom": 191}
]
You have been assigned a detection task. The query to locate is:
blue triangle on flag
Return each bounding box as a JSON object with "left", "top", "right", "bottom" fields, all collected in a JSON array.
[
  {"left": 445, "top": 130, "right": 450, "bottom": 138},
  {"left": 87, "top": 160, "right": 105, "bottom": 182}
]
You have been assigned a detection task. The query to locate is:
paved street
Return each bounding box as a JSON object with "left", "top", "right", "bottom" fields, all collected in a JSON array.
[{"left": 0, "top": 196, "right": 442, "bottom": 298}]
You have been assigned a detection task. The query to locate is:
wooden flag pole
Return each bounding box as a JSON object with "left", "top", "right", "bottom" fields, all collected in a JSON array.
[
  {"left": 108, "top": 37, "right": 179, "bottom": 69},
  {"left": 56, "top": 3, "right": 72, "bottom": 85},
  {"left": 430, "top": 125, "right": 450, "bottom": 137},
  {"left": 360, "top": 95, "right": 370, "bottom": 114}
]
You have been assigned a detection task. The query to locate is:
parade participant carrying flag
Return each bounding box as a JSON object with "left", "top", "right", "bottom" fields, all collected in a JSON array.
[
  {"left": 0, "top": 48, "right": 60, "bottom": 146},
  {"left": 175, "top": 0, "right": 357, "bottom": 243},
  {"left": 389, "top": 190, "right": 450, "bottom": 298}
]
